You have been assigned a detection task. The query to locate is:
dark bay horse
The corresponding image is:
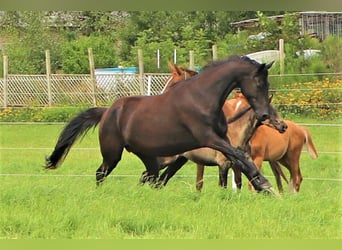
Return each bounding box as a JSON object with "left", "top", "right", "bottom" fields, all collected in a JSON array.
[
  {"left": 45, "top": 55, "right": 276, "bottom": 193},
  {"left": 153, "top": 67, "right": 287, "bottom": 191}
]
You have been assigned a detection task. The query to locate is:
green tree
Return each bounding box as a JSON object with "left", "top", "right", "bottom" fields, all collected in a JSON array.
[
  {"left": 60, "top": 35, "right": 118, "bottom": 73},
  {"left": 2, "top": 11, "right": 62, "bottom": 74},
  {"left": 320, "top": 36, "right": 342, "bottom": 72}
]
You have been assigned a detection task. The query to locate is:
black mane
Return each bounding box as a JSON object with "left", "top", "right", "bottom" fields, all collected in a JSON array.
[{"left": 200, "top": 55, "right": 261, "bottom": 73}]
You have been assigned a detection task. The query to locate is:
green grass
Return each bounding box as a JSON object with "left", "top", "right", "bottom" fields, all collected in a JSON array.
[{"left": 0, "top": 123, "right": 341, "bottom": 239}]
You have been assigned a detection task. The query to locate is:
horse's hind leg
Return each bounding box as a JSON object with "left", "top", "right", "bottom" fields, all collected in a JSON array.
[
  {"left": 158, "top": 156, "right": 188, "bottom": 187},
  {"left": 196, "top": 164, "right": 205, "bottom": 191},
  {"left": 218, "top": 165, "right": 229, "bottom": 189},
  {"left": 232, "top": 164, "right": 242, "bottom": 190},
  {"left": 96, "top": 148, "right": 123, "bottom": 186},
  {"left": 136, "top": 154, "right": 160, "bottom": 185},
  {"left": 96, "top": 138, "right": 124, "bottom": 186}
]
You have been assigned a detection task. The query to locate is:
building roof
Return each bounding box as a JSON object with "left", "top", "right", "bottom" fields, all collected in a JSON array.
[{"left": 231, "top": 11, "right": 342, "bottom": 28}]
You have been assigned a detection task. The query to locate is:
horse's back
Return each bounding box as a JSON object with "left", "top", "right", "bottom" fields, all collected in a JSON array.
[
  {"left": 102, "top": 94, "right": 202, "bottom": 156},
  {"left": 250, "top": 121, "right": 290, "bottom": 160},
  {"left": 285, "top": 121, "right": 312, "bottom": 154}
]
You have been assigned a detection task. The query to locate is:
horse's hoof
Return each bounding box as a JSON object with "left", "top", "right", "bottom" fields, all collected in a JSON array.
[{"left": 260, "top": 186, "right": 282, "bottom": 199}]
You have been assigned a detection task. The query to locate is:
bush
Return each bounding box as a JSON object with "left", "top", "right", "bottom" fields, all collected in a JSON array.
[{"left": 0, "top": 107, "right": 88, "bottom": 122}]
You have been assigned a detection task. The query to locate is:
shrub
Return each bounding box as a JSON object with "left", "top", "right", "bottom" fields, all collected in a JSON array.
[{"left": 0, "top": 107, "right": 88, "bottom": 122}]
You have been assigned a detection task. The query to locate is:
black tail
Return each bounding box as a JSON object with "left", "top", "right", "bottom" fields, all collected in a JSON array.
[{"left": 45, "top": 107, "right": 107, "bottom": 169}]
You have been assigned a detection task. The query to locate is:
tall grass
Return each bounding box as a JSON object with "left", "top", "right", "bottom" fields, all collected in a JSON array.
[{"left": 0, "top": 124, "right": 341, "bottom": 239}]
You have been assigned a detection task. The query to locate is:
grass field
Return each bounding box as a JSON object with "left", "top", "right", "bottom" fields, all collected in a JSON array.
[{"left": 0, "top": 121, "right": 341, "bottom": 239}]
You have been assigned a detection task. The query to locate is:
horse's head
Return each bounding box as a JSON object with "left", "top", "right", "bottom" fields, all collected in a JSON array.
[
  {"left": 232, "top": 91, "right": 287, "bottom": 133},
  {"left": 236, "top": 56, "right": 274, "bottom": 122},
  {"left": 161, "top": 62, "right": 198, "bottom": 93},
  {"left": 261, "top": 95, "right": 287, "bottom": 133}
]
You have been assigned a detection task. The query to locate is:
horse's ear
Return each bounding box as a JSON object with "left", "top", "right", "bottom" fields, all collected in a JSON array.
[
  {"left": 258, "top": 61, "right": 274, "bottom": 73},
  {"left": 174, "top": 64, "right": 183, "bottom": 76},
  {"left": 168, "top": 62, "right": 176, "bottom": 72},
  {"left": 266, "top": 61, "right": 274, "bottom": 70}
]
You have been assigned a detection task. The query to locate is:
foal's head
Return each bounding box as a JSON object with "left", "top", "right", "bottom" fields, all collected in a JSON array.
[
  {"left": 233, "top": 56, "right": 274, "bottom": 122},
  {"left": 232, "top": 91, "right": 287, "bottom": 133},
  {"left": 161, "top": 62, "right": 198, "bottom": 93}
]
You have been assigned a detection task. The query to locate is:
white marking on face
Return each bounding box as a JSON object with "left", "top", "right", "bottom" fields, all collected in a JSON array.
[{"left": 235, "top": 100, "right": 242, "bottom": 111}]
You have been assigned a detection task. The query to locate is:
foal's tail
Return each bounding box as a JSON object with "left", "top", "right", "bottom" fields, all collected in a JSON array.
[
  {"left": 303, "top": 127, "right": 318, "bottom": 159},
  {"left": 45, "top": 107, "right": 107, "bottom": 169}
]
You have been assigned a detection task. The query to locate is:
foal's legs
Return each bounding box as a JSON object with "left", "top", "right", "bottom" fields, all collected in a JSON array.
[
  {"left": 279, "top": 156, "right": 302, "bottom": 193},
  {"left": 269, "top": 161, "right": 285, "bottom": 192},
  {"left": 206, "top": 136, "right": 274, "bottom": 193}
]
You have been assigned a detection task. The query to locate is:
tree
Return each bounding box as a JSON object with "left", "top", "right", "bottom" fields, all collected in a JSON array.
[
  {"left": 60, "top": 35, "right": 119, "bottom": 73},
  {"left": 2, "top": 11, "right": 62, "bottom": 74}
]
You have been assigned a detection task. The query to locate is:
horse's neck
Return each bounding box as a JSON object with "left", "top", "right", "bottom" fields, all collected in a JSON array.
[
  {"left": 189, "top": 67, "right": 238, "bottom": 112},
  {"left": 228, "top": 100, "right": 257, "bottom": 149}
]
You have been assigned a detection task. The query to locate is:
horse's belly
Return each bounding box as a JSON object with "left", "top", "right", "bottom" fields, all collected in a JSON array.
[
  {"left": 124, "top": 131, "right": 198, "bottom": 156},
  {"left": 183, "top": 148, "right": 219, "bottom": 166}
]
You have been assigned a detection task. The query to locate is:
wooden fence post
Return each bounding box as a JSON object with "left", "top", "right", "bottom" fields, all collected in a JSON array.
[
  {"left": 138, "top": 48, "right": 145, "bottom": 95},
  {"left": 3, "top": 55, "right": 8, "bottom": 108},
  {"left": 189, "top": 50, "right": 194, "bottom": 70},
  {"left": 88, "top": 48, "right": 97, "bottom": 106},
  {"left": 212, "top": 44, "right": 218, "bottom": 61},
  {"left": 279, "top": 39, "right": 285, "bottom": 75},
  {"left": 45, "top": 50, "right": 52, "bottom": 107}
]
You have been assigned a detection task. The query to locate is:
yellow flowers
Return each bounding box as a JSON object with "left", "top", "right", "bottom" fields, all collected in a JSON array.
[{"left": 272, "top": 78, "right": 342, "bottom": 119}]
